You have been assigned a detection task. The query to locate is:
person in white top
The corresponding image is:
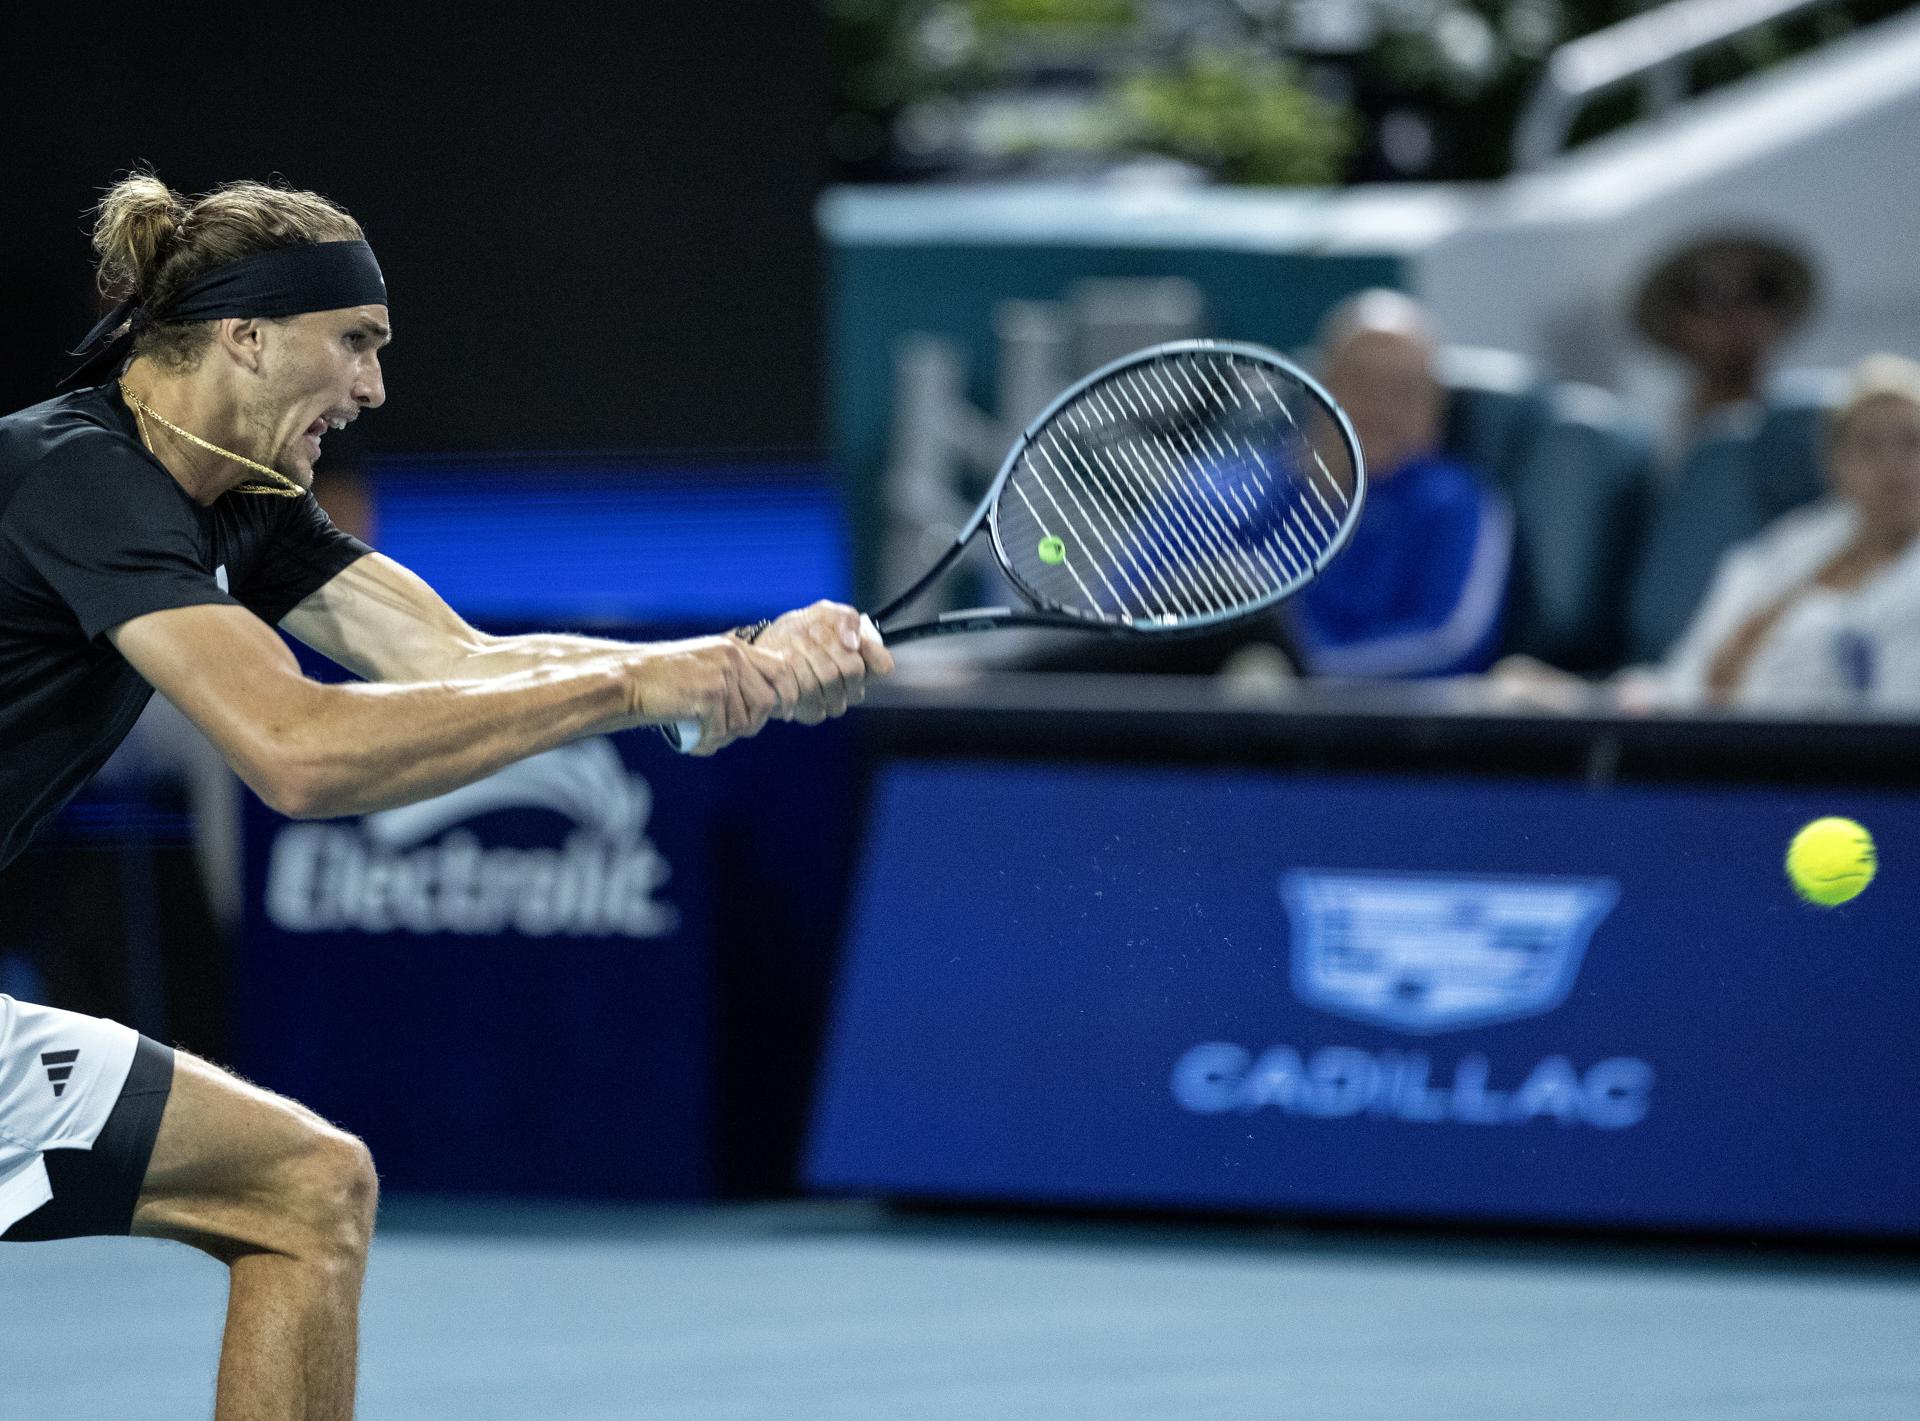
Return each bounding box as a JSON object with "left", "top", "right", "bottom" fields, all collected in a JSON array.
[
  {"left": 1492, "top": 353, "right": 1920, "bottom": 714},
  {"left": 1657, "top": 353, "right": 1920, "bottom": 713}
]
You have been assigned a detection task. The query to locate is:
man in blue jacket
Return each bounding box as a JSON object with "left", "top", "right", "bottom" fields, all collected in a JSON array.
[{"left": 1295, "top": 290, "right": 1513, "bottom": 678}]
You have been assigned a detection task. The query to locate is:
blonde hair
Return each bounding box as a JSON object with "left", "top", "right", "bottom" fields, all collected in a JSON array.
[
  {"left": 90, "top": 170, "right": 364, "bottom": 371},
  {"left": 1830, "top": 353, "right": 1920, "bottom": 446}
]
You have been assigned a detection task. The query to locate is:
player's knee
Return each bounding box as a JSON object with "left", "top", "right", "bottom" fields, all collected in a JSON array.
[{"left": 277, "top": 1127, "right": 378, "bottom": 1266}]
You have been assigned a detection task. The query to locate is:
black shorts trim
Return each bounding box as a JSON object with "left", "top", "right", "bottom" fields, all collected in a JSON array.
[{"left": 0, "top": 1035, "right": 175, "bottom": 1243}]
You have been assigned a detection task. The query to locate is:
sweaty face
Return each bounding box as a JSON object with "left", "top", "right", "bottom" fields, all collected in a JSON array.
[
  {"left": 1830, "top": 396, "right": 1920, "bottom": 546},
  {"left": 1323, "top": 330, "right": 1444, "bottom": 480},
  {"left": 246, "top": 305, "right": 390, "bottom": 486}
]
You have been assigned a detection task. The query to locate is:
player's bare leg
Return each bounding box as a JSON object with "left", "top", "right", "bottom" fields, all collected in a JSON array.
[{"left": 130, "top": 1051, "right": 378, "bottom": 1421}]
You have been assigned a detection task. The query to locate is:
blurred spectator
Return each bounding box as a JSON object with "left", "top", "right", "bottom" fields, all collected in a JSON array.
[
  {"left": 1657, "top": 354, "right": 1920, "bottom": 713},
  {"left": 1291, "top": 290, "right": 1513, "bottom": 678},
  {"left": 1631, "top": 232, "right": 1818, "bottom": 457},
  {"left": 1497, "top": 354, "right": 1920, "bottom": 714}
]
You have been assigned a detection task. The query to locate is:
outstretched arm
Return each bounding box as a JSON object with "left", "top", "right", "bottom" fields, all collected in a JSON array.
[
  {"left": 279, "top": 553, "right": 891, "bottom": 713},
  {"left": 111, "top": 601, "right": 800, "bottom": 818}
]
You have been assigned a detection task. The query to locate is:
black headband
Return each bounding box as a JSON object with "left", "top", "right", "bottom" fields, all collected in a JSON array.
[{"left": 59, "top": 239, "right": 387, "bottom": 391}]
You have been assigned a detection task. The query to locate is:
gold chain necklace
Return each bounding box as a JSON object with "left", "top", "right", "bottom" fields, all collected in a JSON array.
[{"left": 119, "top": 382, "right": 305, "bottom": 498}]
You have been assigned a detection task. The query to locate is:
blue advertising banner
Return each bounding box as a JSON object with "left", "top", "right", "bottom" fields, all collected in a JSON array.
[
  {"left": 239, "top": 733, "right": 720, "bottom": 1198},
  {"left": 808, "top": 761, "right": 1920, "bottom": 1236}
]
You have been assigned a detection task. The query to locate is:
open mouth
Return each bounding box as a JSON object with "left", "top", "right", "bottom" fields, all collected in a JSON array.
[{"left": 302, "top": 413, "right": 352, "bottom": 461}]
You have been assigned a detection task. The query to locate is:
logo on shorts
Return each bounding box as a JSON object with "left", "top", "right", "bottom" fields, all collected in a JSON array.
[
  {"left": 1280, "top": 870, "right": 1620, "bottom": 1033},
  {"left": 40, "top": 1049, "right": 78, "bottom": 1098}
]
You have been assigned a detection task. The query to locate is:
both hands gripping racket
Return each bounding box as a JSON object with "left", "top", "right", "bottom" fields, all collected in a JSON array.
[{"left": 666, "top": 339, "right": 1365, "bottom": 751}]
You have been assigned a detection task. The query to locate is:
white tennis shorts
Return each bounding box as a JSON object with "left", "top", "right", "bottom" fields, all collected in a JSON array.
[{"left": 0, "top": 995, "right": 140, "bottom": 1234}]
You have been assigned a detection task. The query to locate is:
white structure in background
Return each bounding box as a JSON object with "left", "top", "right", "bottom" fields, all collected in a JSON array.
[{"left": 1415, "top": 2, "right": 1920, "bottom": 434}]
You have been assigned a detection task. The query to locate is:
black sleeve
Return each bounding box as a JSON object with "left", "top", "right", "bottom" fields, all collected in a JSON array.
[
  {"left": 2, "top": 438, "right": 239, "bottom": 641},
  {"left": 237, "top": 494, "right": 374, "bottom": 625}
]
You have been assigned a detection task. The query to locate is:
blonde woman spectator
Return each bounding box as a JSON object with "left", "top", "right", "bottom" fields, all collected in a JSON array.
[
  {"left": 1493, "top": 354, "right": 1920, "bottom": 714},
  {"left": 1658, "top": 354, "right": 1920, "bottom": 712}
]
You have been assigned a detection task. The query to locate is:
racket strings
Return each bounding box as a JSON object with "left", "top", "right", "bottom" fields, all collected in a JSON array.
[
  {"left": 1242, "top": 363, "right": 1354, "bottom": 531},
  {"left": 1076, "top": 372, "right": 1273, "bottom": 615},
  {"left": 1107, "top": 358, "right": 1327, "bottom": 603},
  {"left": 1067, "top": 393, "right": 1228, "bottom": 610},
  {"left": 1125, "top": 364, "right": 1305, "bottom": 596},
  {"left": 1096, "top": 380, "right": 1261, "bottom": 603},
  {"left": 1215, "top": 408, "right": 1344, "bottom": 592},
  {"left": 1018, "top": 396, "right": 1253, "bottom": 621},
  {"left": 1031, "top": 397, "right": 1219, "bottom": 621},
  {"left": 1182, "top": 359, "right": 1349, "bottom": 571},
  {"left": 1057, "top": 409, "right": 1230, "bottom": 620},
  {"left": 997, "top": 350, "right": 1358, "bottom": 627},
  {"left": 1023, "top": 437, "right": 1182, "bottom": 619}
]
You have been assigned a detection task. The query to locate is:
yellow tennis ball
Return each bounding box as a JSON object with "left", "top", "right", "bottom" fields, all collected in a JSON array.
[{"left": 1786, "top": 817, "right": 1877, "bottom": 906}]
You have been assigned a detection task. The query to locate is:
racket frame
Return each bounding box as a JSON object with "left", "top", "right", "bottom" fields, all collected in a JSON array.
[
  {"left": 666, "top": 339, "right": 1364, "bottom": 747},
  {"left": 870, "top": 339, "right": 1365, "bottom": 644}
]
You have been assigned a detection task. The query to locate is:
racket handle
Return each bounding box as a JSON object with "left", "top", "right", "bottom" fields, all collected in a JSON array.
[{"left": 660, "top": 720, "right": 703, "bottom": 754}]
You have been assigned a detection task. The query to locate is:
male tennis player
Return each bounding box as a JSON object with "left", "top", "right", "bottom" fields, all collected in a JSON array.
[{"left": 0, "top": 172, "right": 890, "bottom": 1420}]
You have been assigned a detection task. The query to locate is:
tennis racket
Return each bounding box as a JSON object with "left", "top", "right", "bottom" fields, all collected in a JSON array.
[{"left": 666, "top": 338, "right": 1365, "bottom": 751}]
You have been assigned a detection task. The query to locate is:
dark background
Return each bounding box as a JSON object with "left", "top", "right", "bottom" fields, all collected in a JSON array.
[{"left": 0, "top": 1, "right": 828, "bottom": 453}]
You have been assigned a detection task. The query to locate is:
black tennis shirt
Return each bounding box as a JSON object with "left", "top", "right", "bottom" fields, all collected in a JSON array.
[{"left": 0, "top": 383, "right": 371, "bottom": 870}]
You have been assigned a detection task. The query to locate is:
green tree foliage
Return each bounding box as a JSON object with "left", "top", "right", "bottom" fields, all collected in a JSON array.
[
  {"left": 1112, "top": 50, "right": 1357, "bottom": 185},
  {"left": 829, "top": 0, "right": 1920, "bottom": 184},
  {"left": 969, "top": 0, "right": 1137, "bottom": 26}
]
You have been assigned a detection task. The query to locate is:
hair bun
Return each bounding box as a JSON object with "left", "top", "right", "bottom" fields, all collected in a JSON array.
[{"left": 91, "top": 172, "right": 187, "bottom": 299}]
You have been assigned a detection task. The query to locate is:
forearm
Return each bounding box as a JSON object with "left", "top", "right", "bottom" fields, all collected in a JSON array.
[
  {"left": 278, "top": 655, "right": 634, "bottom": 818},
  {"left": 452, "top": 630, "right": 658, "bottom": 681}
]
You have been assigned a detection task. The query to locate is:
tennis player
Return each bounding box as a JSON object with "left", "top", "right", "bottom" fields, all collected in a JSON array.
[{"left": 0, "top": 172, "right": 890, "bottom": 1420}]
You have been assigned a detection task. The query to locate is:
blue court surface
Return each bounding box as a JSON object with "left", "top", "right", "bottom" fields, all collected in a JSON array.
[{"left": 6, "top": 1200, "right": 1917, "bottom": 1419}]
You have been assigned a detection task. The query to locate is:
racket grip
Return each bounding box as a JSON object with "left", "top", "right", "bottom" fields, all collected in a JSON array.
[
  {"left": 660, "top": 720, "right": 703, "bottom": 754},
  {"left": 659, "top": 618, "right": 775, "bottom": 754}
]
